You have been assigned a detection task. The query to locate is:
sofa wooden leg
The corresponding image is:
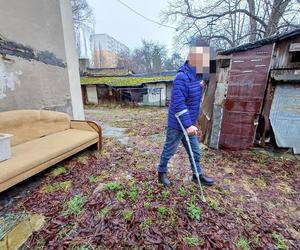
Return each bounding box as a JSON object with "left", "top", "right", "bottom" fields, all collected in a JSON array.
[{"left": 97, "top": 141, "right": 102, "bottom": 151}]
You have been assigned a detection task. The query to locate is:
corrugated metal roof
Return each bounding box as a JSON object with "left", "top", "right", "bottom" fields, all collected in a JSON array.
[{"left": 219, "top": 27, "right": 300, "bottom": 55}]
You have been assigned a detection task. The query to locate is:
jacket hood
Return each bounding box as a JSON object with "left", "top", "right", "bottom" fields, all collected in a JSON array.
[{"left": 178, "top": 61, "right": 197, "bottom": 81}]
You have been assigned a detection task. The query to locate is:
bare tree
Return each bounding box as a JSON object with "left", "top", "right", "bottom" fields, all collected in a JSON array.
[
  {"left": 164, "top": 52, "right": 184, "bottom": 71},
  {"left": 162, "top": 0, "right": 300, "bottom": 49},
  {"left": 71, "top": 0, "right": 94, "bottom": 29},
  {"left": 131, "top": 40, "right": 168, "bottom": 73},
  {"left": 117, "top": 50, "right": 131, "bottom": 69}
]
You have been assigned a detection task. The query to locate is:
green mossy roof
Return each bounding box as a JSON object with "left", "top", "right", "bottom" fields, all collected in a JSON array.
[{"left": 80, "top": 76, "right": 173, "bottom": 86}]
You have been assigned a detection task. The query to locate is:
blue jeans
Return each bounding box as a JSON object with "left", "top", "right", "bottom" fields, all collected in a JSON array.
[{"left": 157, "top": 127, "right": 203, "bottom": 175}]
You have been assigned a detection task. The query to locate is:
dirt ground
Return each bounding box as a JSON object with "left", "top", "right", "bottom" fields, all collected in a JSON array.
[{"left": 7, "top": 106, "right": 300, "bottom": 249}]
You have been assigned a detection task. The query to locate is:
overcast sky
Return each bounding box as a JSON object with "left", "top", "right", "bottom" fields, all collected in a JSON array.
[{"left": 87, "top": 0, "right": 177, "bottom": 53}]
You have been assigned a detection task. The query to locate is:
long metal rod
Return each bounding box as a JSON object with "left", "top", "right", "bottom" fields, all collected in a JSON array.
[{"left": 175, "top": 111, "right": 206, "bottom": 202}]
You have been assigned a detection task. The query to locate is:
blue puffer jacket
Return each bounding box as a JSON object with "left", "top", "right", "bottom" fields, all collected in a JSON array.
[{"left": 167, "top": 61, "right": 203, "bottom": 130}]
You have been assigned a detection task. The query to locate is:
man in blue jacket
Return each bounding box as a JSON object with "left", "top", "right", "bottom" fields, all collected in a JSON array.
[{"left": 157, "top": 41, "right": 214, "bottom": 187}]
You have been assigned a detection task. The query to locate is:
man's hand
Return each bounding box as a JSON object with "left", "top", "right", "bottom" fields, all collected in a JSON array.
[{"left": 186, "top": 125, "right": 198, "bottom": 135}]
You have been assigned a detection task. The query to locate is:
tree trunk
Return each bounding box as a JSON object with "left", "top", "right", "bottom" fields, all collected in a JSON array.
[
  {"left": 265, "top": 0, "right": 290, "bottom": 36},
  {"left": 247, "top": 0, "right": 257, "bottom": 42}
]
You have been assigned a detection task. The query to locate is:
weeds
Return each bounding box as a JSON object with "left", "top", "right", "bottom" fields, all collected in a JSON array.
[
  {"left": 187, "top": 198, "right": 202, "bottom": 221},
  {"left": 178, "top": 187, "right": 187, "bottom": 196},
  {"left": 161, "top": 190, "right": 169, "bottom": 199},
  {"left": 77, "top": 154, "right": 89, "bottom": 164},
  {"left": 63, "top": 194, "right": 87, "bottom": 216},
  {"left": 122, "top": 209, "right": 134, "bottom": 221},
  {"left": 272, "top": 232, "right": 287, "bottom": 250},
  {"left": 88, "top": 176, "right": 99, "bottom": 183},
  {"left": 143, "top": 201, "right": 151, "bottom": 208},
  {"left": 116, "top": 191, "right": 125, "bottom": 202},
  {"left": 128, "top": 186, "right": 139, "bottom": 202},
  {"left": 183, "top": 235, "right": 204, "bottom": 247},
  {"left": 105, "top": 182, "right": 123, "bottom": 191},
  {"left": 207, "top": 197, "right": 219, "bottom": 210},
  {"left": 250, "top": 233, "right": 260, "bottom": 244},
  {"left": 78, "top": 245, "right": 90, "bottom": 250},
  {"left": 157, "top": 207, "right": 168, "bottom": 218},
  {"left": 236, "top": 237, "right": 250, "bottom": 250},
  {"left": 140, "top": 218, "right": 152, "bottom": 229},
  {"left": 57, "top": 221, "right": 79, "bottom": 241},
  {"left": 97, "top": 207, "right": 110, "bottom": 219},
  {"left": 42, "top": 181, "right": 72, "bottom": 193},
  {"left": 35, "top": 239, "right": 45, "bottom": 250},
  {"left": 51, "top": 165, "right": 66, "bottom": 177}
]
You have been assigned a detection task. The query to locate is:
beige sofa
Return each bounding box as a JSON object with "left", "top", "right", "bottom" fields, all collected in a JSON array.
[{"left": 0, "top": 110, "right": 102, "bottom": 192}]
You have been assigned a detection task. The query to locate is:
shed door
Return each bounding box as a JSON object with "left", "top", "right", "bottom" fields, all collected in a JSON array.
[{"left": 219, "top": 44, "right": 273, "bottom": 149}]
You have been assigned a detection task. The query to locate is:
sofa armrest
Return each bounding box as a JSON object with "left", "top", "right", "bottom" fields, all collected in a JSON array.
[{"left": 70, "top": 120, "right": 102, "bottom": 150}]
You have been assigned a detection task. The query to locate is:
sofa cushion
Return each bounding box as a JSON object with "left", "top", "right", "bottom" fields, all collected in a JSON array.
[
  {"left": 0, "top": 129, "right": 98, "bottom": 184},
  {"left": 0, "top": 110, "right": 71, "bottom": 146}
]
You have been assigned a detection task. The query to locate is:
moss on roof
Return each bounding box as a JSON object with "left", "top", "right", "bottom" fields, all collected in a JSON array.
[{"left": 80, "top": 76, "right": 174, "bottom": 86}]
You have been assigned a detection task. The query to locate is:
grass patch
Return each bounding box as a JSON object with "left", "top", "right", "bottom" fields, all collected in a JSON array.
[
  {"left": 122, "top": 209, "right": 134, "bottom": 221},
  {"left": 105, "top": 182, "right": 123, "bottom": 191},
  {"left": 51, "top": 165, "right": 67, "bottom": 177},
  {"left": 183, "top": 235, "right": 204, "bottom": 247},
  {"left": 272, "top": 232, "right": 287, "bottom": 250},
  {"left": 236, "top": 237, "right": 250, "bottom": 250},
  {"left": 42, "top": 181, "right": 72, "bottom": 193},
  {"left": 63, "top": 194, "right": 87, "bottom": 216}
]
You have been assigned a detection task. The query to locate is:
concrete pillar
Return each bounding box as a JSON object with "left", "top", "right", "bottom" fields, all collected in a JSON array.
[{"left": 59, "top": 0, "right": 84, "bottom": 120}]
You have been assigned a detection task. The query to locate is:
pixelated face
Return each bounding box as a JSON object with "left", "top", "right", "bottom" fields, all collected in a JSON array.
[{"left": 188, "top": 46, "right": 210, "bottom": 74}]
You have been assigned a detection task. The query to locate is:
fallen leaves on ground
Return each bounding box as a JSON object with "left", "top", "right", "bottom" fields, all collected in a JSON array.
[{"left": 14, "top": 107, "right": 300, "bottom": 249}]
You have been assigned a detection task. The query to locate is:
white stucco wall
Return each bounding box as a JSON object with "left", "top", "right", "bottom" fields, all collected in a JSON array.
[
  {"left": 0, "top": 0, "right": 84, "bottom": 119},
  {"left": 86, "top": 85, "right": 98, "bottom": 104},
  {"left": 144, "top": 83, "right": 166, "bottom": 106}
]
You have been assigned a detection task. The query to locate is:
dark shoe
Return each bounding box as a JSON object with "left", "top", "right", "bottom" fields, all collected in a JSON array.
[
  {"left": 192, "top": 174, "right": 215, "bottom": 186},
  {"left": 158, "top": 172, "right": 171, "bottom": 186}
]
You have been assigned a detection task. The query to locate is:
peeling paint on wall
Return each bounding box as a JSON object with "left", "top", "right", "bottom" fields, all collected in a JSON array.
[
  {"left": 0, "top": 39, "right": 66, "bottom": 68},
  {"left": 0, "top": 59, "right": 22, "bottom": 99}
]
